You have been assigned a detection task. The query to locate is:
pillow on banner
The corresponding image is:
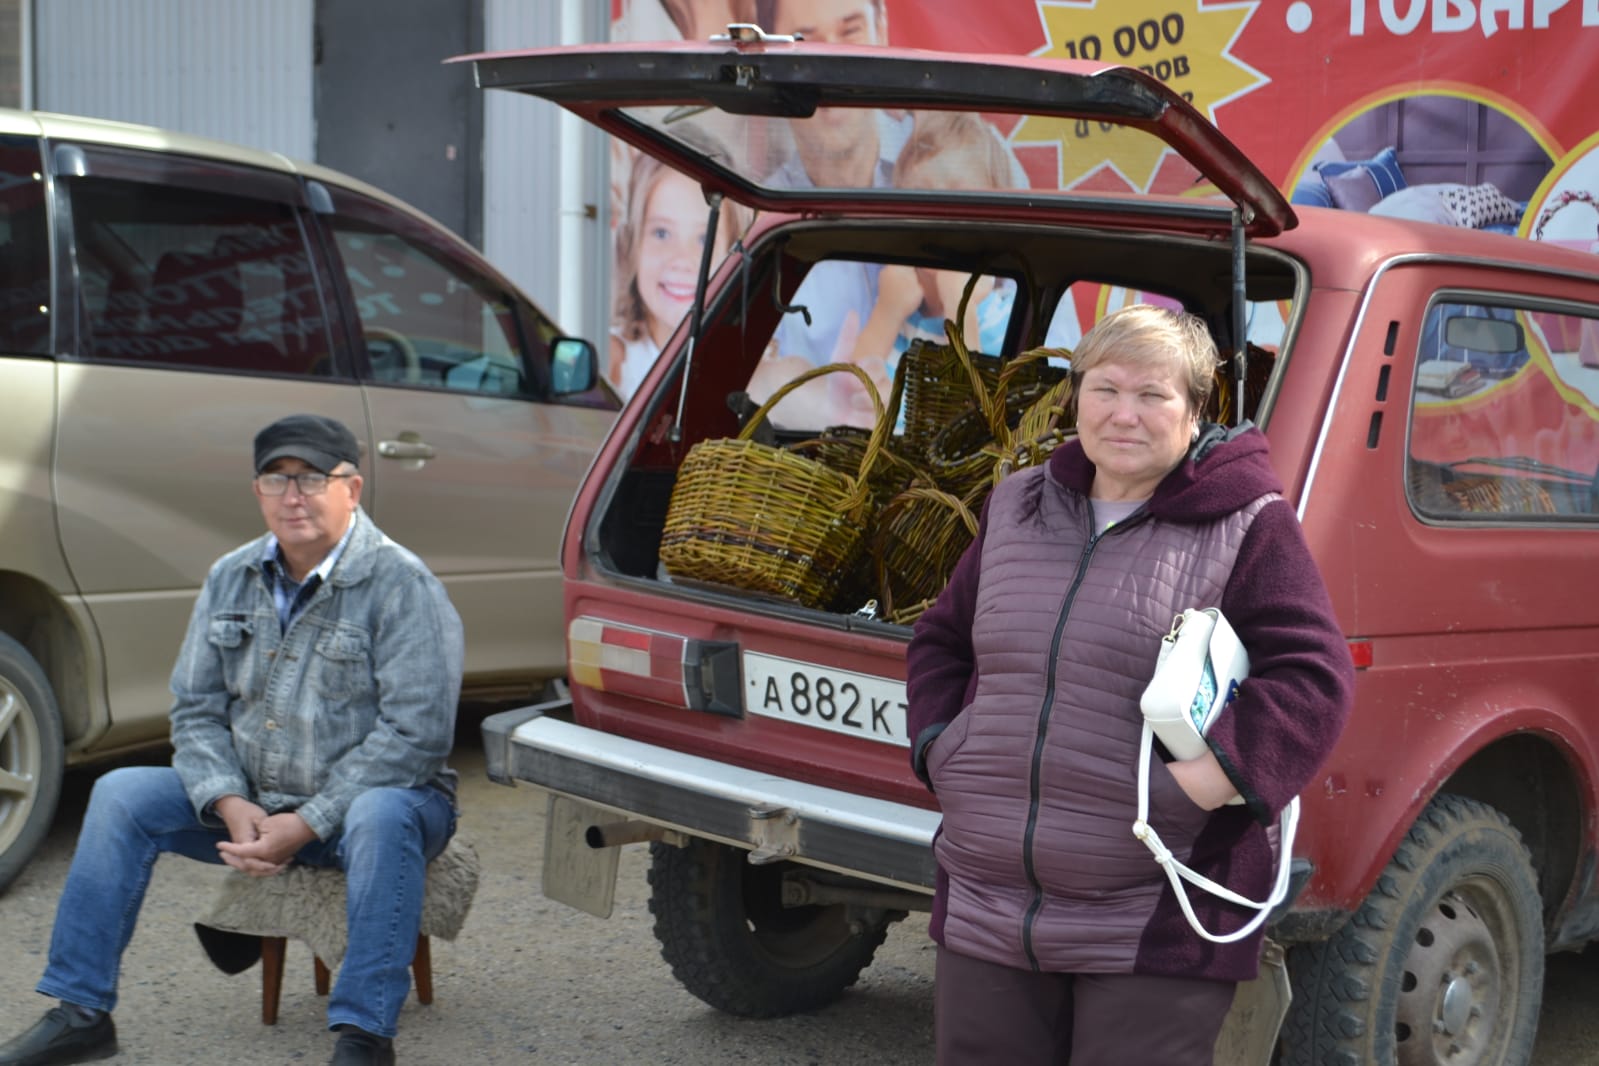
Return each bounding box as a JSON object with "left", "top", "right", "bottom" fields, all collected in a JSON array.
[
  {"left": 1369, "top": 184, "right": 1466, "bottom": 227},
  {"left": 1440, "top": 183, "right": 1524, "bottom": 229},
  {"left": 1325, "top": 168, "right": 1384, "bottom": 212},
  {"left": 1317, "top": 146, "right": 1408, "bottom": 208}
]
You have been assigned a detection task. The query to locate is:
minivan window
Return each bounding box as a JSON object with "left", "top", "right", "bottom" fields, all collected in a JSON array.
[
  {"left": 1408, "top": 298, "right": 1599, "bottom": 521},
  {"left": 68, "top": 178, "right": 333, "bottom": 375},
  {"left": 0, "top": 135, "right": 50, "bottom": 355},
  {"left": 325, "top": 193, "right": 532, "bottom": 399}
]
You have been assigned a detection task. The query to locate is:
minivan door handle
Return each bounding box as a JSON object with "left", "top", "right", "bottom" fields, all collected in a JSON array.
[{"left": 378, "top": 437, "right": 436, "bottom": 461}]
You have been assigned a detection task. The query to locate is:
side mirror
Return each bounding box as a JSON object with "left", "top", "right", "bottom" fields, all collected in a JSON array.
[
  {"left": 1444, "top": 313, "right": 1524, "bottom": 354},
  {"left": 550, "top": 336, "right": 598, "bottom": 395}
]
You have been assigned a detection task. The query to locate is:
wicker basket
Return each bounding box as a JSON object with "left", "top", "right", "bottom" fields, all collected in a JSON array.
[
  {"left": 1408, "top": 462, "right": 1559, "bottom": 517},
  {"left": 659, "top": 363, "right": 890, "bottom": 609},
  {"left": 925, "top": 343, "right": 1070, "bottom": 495},
  {"left": 789, "top": 426, "right": 928, "bottom": 611},
  {"left": 995, "top": 372, "right": 1076, "bottom": 481},
  {"left": 899, "top": 337, "right": 1003, "bottom": 462},
  {"left": 878, "top": 314, "right": 1069, "bottom": 623},
  {"left": 1442, "top": 475, "right": 1557, "bottom": 515},
  {"left": 874, "top": 484, "right": 981, "bottom": 625}
]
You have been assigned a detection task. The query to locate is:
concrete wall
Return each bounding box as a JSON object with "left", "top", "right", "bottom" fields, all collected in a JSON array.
[{"left": 482, "top": 0, "right": 610, "bottom": 343}]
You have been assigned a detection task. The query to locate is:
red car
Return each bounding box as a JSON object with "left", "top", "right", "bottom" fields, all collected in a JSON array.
[{"left": 475, "top": 32, "right": 1599, "bottom": 1065}]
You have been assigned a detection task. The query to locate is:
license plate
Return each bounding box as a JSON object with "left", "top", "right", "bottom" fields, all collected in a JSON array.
[{"left": 742, "top": 651, "right": 909, "bottom": 747}]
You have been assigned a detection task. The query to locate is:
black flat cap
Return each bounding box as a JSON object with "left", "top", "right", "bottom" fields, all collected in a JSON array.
[{"left": 254, "top": 414, "right": 360, "bottom": 474}]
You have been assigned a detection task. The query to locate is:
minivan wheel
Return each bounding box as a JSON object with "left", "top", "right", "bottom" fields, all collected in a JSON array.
[
  {"left": 1280, "top": 793, "right": 1543, "bottom": 1066},
  {"left": 647, "top": 838, "right": 891, "bottom": 1018},
  {"left": 0, "top": 633, "right": 65, "bottom": 893}
]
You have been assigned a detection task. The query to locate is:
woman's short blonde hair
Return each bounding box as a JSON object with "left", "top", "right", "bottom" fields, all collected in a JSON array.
[{"left": 1069, "top": 304, "right": 1219, "bottom": 416}]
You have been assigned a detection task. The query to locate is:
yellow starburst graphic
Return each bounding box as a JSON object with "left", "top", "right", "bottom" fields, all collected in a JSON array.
[{"left": 1018, "top": 1, "right": 1266, "bottom": 191}]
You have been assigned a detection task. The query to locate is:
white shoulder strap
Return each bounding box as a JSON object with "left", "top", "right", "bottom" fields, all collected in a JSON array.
[{"left": 1131, "top": 723, "right": 1298, "bottom": 944}]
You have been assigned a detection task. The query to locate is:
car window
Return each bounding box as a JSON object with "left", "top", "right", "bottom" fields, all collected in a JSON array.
[
  {"left": 67, "top": 177, "right": 333, "bottom": 375},
  {"left": 747, "top": 257, "right": 1018, "bottom": 431},
  {"left": 1045, "top": 283, "right": 1284, "bottom": 425},
  {"left": 0, "top": 135, "right": 50, "bottom": 355},
  {"left": 1046, "top": 284, "right": 1287, "bottom": 355},
  {"left": 323, "top": 191, "right": 533, "bottom": 399},
  {"left": 1408, "top": 298, "right": 1599, "bottom": 522}
]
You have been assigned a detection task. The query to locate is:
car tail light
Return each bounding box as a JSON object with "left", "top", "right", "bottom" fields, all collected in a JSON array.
[
  {"left": 1348, "top": 639, "right": 1374, "bottom": 669},
  {"left": 567, "top": 616, "right": 740, "bottom": 716}
]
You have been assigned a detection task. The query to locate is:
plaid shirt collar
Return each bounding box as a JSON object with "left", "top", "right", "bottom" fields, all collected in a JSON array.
[{"left": 260, "top": 513, "right": 357, "bottom": 632}]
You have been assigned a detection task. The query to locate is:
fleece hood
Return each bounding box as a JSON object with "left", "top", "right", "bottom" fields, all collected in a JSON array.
[{"left": 1047, "top": 421, "right": 1283, "bottom": 523}]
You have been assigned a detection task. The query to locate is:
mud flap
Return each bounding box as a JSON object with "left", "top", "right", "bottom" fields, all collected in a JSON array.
[
  {"left": 1213, "top": 938, "right": 1291, "bottom": 1066},
  {"left": 542, "top": 794, "right": 620, "bottom": 919}
]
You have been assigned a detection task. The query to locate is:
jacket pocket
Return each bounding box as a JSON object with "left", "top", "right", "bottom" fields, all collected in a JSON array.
[
  {"left": 924, "top": 704, "right": 976, "bottom": 787},
  {"left": 312, "top": 625, "right": 373, "bottom": 700},
  {"left": 206, "top": 614, "right": 257, "bottom": 699}
]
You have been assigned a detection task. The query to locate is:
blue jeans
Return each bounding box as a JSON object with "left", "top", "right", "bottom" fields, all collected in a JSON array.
[{"left": 37, "top": 765, "right": 455, "bottom": 1038}]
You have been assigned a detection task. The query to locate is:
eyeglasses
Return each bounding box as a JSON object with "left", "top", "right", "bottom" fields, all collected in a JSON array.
[{"left": 254, "top": 472, "right": 355, "bottom": 496}]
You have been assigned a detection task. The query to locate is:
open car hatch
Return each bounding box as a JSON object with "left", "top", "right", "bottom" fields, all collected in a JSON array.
[{"left": 461, "top": 36, "right": 1295, "bottom": 238}]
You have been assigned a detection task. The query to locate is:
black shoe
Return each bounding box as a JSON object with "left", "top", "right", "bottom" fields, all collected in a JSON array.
[
  {"left": 329, "top": 1027, "right": 396, "bottom": 1066},
  {"left": 0, "top": 1007, "right": 117, "bottom": 1066}
]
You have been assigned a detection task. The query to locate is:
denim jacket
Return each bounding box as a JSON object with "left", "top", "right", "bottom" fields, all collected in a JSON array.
[{"left": 169, "top": 508, "right": 464, "bottom": 840}]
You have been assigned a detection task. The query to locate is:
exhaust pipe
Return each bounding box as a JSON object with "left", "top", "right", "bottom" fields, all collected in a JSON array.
[{"left": 584, "top": 820, "right": 687, "bottom": 849}]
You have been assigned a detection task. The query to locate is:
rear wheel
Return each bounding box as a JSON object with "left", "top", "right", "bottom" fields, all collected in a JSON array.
[
  {"left": 647, "top": 838, "right": 892, "bottom": 1017},
  {"left": 1281, "top": 793, "right": 1543, "bottom": 1066},
  {"left": 0, "top": 633, "right": 64, "bottom": 892}
]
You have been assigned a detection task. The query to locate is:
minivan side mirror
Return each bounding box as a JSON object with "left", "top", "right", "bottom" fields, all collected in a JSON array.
[
  {"left": 551, "top": 336, "right": 598, "bottom": 395},
  {"left": 1444, "top": 313, "right": 1524, "bottom": 354}
]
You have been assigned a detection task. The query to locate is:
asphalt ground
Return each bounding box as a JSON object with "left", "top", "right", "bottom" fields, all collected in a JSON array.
[{"left": 5, "top": 705, "right": 1599, "bottom": 1064}]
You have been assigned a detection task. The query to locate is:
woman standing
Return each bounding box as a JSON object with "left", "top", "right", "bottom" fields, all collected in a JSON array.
[{"left": 907, "top": 305, "right": 1355, "bottom": 1065}]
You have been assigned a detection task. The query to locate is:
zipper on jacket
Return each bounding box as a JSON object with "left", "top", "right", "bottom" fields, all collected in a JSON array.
[{"left": 1019, "top": 505, "right": 1148, "bottom": 971}]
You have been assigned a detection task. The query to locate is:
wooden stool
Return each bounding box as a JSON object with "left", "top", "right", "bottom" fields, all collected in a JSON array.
[
  {"left": 197, "top": 835, "right": 479, "bottom": 1025},
  {"left": 258, "top": 932, "right": 435, "bottom": 1025}
]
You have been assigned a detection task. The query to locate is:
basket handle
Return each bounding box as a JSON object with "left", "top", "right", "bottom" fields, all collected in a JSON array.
[
  {"left": 739, "top": 361, "right": 889, "bottom": 514},
  {"left": 997, "top": 345, "right": 1071, "bottom": 391},
  {"left": 994, "top": 344, "right": 1072, "bottom": 443},
  {"left": 943, "top": 282, "right": 1070, "bottom": 444},
  {"left": 942, "top": 273, "right": 1001, "bottom": 434}
]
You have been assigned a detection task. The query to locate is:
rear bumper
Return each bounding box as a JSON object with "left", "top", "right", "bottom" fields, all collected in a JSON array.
[{"left": 481, "top": 702, "right": 940, "bottom": 892}]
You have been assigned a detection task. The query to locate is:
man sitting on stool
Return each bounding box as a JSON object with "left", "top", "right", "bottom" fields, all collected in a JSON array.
[{"left": 0, "top": 414, "right": 463, "bottom": 1066}]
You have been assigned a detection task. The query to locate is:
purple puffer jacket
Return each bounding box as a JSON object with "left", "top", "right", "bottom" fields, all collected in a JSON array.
[{"left": 906, "top": 425, "right": 1354, "bottom": 982}]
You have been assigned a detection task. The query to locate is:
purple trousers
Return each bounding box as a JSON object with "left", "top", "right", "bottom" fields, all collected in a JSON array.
[{"left": 934, "top": 946, "right": 1237, "bottom": 1065}]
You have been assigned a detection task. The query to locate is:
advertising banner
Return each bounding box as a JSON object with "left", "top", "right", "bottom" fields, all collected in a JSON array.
[{"left": 605, "top": 0, "right": 1599, "bottom": 399}]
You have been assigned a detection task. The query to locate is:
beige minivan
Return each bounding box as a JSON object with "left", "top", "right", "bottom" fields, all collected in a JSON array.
[{"left": 0, "top": 108, "right": 619, "bottom": 890}]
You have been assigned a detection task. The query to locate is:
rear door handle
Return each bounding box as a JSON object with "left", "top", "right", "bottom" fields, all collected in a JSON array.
[{"left": 378, "top": 438, "right": 436, "bottom": 460}]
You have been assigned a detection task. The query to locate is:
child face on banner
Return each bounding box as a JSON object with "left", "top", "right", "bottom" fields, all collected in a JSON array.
[{"left": 637, "top": 170, "right": 726, "bottom": 346}]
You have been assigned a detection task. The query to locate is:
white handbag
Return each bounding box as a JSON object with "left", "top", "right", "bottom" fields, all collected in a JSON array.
[{"left": 1133, "top": 608, "right": 1299, "bottom": 944}]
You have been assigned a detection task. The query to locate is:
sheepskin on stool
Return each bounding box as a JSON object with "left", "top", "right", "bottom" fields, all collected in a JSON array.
[{"left": 197, "top": 834, "right": 480, "bottom": 1024}]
